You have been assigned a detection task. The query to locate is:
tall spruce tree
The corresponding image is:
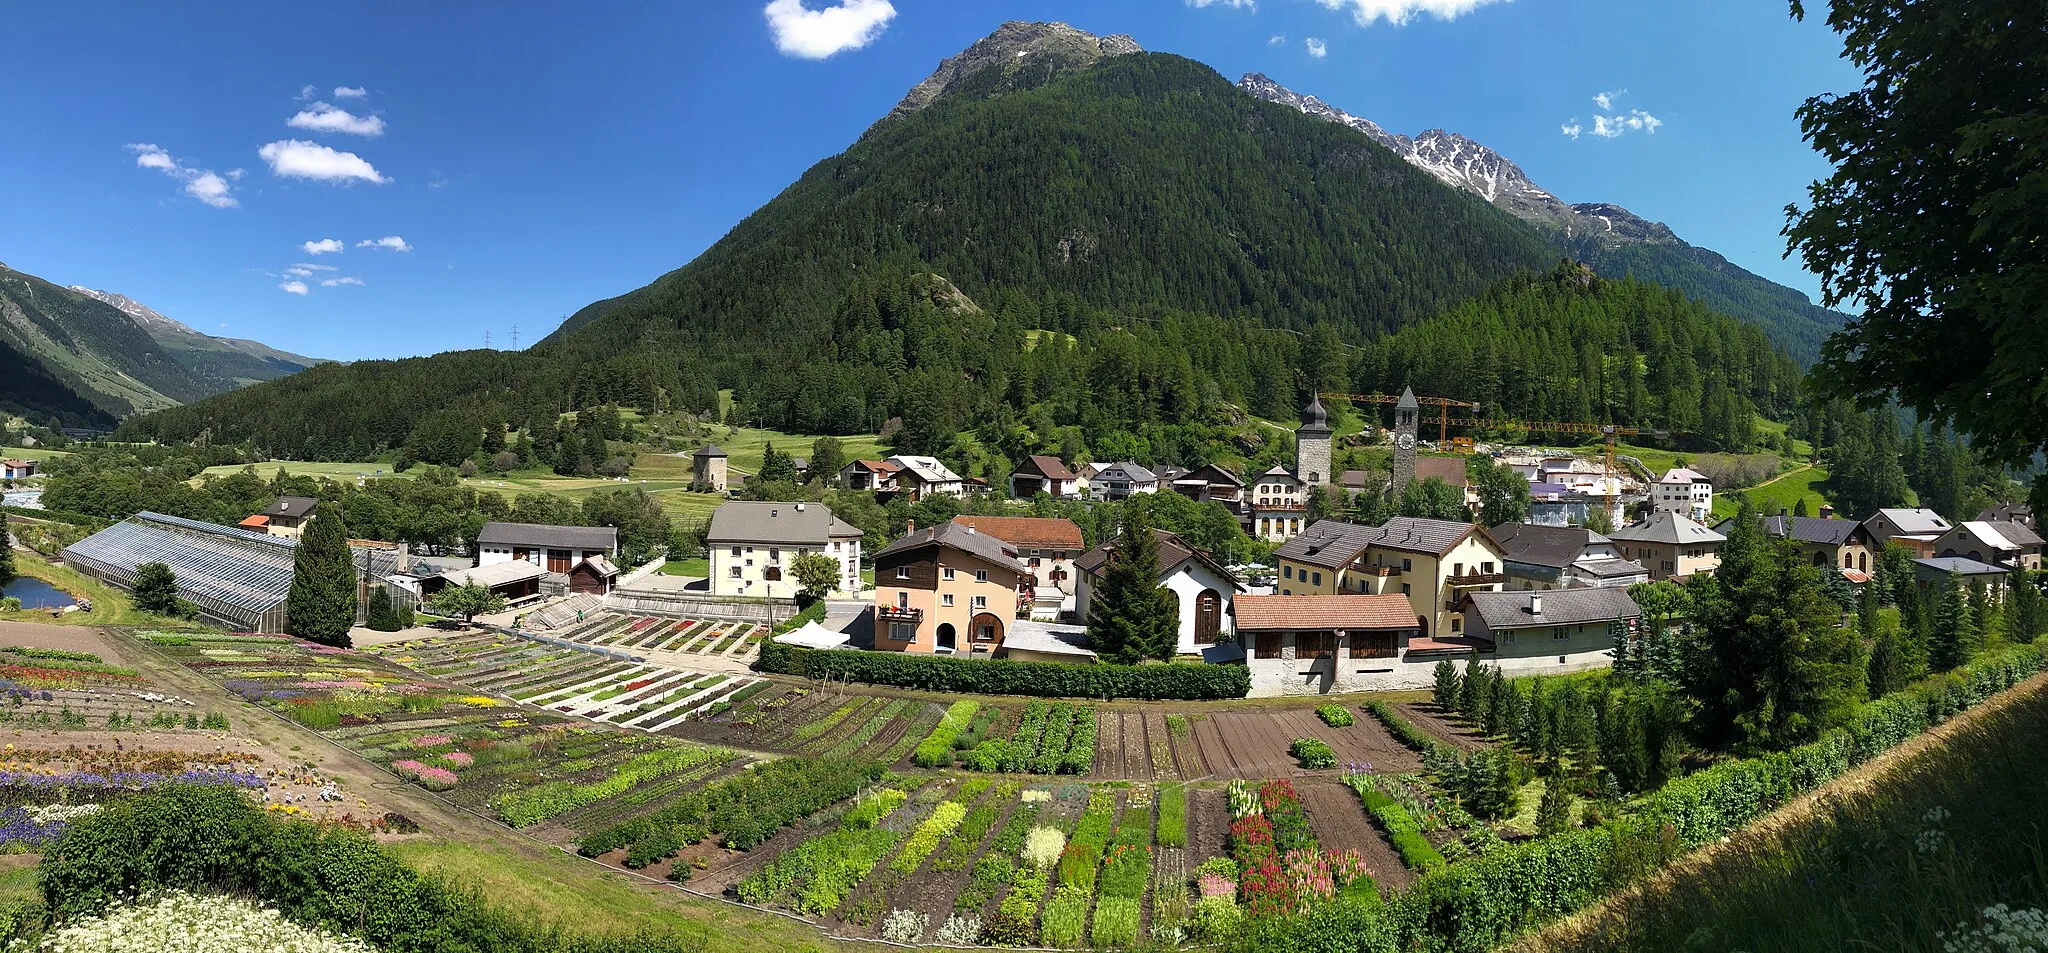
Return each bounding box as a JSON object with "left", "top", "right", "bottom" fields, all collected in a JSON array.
[
  {"left": 287, "top": 503, "right": 358, "bottom": 648},
  {"left": 2011, "top": 571, "right": 2047, "bottom": 641},
  {"left": 1680, "top": 499, "right": 1865, "bottom": 751},
  {"left": 1927, "top": 571, "right": 1979, "bottom": 671},
  {"left": 0, "top": 533, "right": 15, "bottom": 587},
  {"left": 1864, "top": 606, "right": 1924, "bottom": 698},
  {"left": 1084, "top": 512, "right": 1177, "bottom": 663}
]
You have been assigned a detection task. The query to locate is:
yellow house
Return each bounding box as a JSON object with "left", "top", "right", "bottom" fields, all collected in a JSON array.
[
  {"left": 871, "top": 522, "right": 1027, "bottom": 656},
  {"left": 1275, "top": 517, "right": 1508, "bottom": 639}
]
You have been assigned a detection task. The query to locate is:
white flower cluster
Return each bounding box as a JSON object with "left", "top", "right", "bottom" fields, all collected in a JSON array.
[
  {"left": 934, "top": 912, "right": 982, "bottom": 945},
  {"left": 33, "top": 891, "right": 376, "bottom": 953},
  {"left": 317, "top": 782, "right": 343, "bottom": 802},
  {"left": 130, "top": 691, "right": 195, "bottom": 707},
  {"left": 1917, "top": 805, "right": 1953, "bottom": 857},
  {"left": 879, "top": 908, "right": 928, "bottom": 943},
  {"left": 23, "top": 804, "right": 101, "bottom": 825},
  {"left": 1020, "top": 826, "right": 1066, "bottom": 871},
  {"left": 1943, "top": 905, "right": 2048, "bottom": 953},
  {"left": 1018, "top": 789, "right": 1050, "bottom": 804}
]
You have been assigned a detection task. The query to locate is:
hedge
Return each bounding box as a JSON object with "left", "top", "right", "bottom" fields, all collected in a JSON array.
[
  {"left": 0, "top": 504, "right": 107, "bottom": 529},
  {"left": 758, "top": 639, "right": 1250, "bottom": 700},
  {"left": 1241, "top": 637, "right": 2048, "bottom": 953},
  {"left": 1344, "top": 780, "right": 1445, "bottom": 873},
  {"left": 1364, "top": 701, "right": 1452, "bottom": 757},
  {"left": 37, "top": 785, "right": 710, "bottom": 953},
  {"left": 912, "top": 700, "right": 981, "bottom": 767}
]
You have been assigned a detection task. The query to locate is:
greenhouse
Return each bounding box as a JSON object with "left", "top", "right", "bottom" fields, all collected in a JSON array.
[{"left": 62, "top": 512, "right": 302, "bottom": 632}]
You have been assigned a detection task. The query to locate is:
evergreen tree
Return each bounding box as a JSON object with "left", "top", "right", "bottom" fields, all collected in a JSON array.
[
  {"left": 366, "top": 587, "right": 400, "bottom": 632},
  {"left": 1535, "top": 773, "right": 1574, "bottom": 837},
  {"left": 1927, "top": 571, "right": 1979, "bottom": 670},
  {"left": 808, "top": 436, "right": 847, "bottom": 486},
  {"left": 0, "top": 536, "right": 14, "bottom": 588},
  {"left": 758, "top": 443, "right": 799, "bottom": 485},
  {"left": 2011, "top": 571, "right": 2047, "bottom": 641},
  {"left": 132, "top": 562, "right": 182, "bottom": 616},
  {"left": 1431, "top": 658, "right": 1461, "bottom": 710},
  {"left": 1084, "top": 512, "right": 1178, "bottom": 663},
  {"left": 1680, "top": 499, "right": 1865, "bottom": 751},
  {"left": 1864, "top": 606, "right": 1925, "bottom": 698},
  {"left": 1458, "top": 651, "right": 1484, "bottom": 718},
  {"left": 287, "top": 503, "right": 358, "bottom": 648}
]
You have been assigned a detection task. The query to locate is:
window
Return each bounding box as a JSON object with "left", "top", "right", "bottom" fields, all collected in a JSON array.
[
  {"left": 769, "top": 548, "right": 779, "bottom": 562},
  {"left": 942, "top": 594, "right": 955, "bottom": 607},
  {"left": 1401, "top": 583, "right": 1411, "bottom": 596},
  {"left": 972, "top": 595, "right": 987, "bottom": 610},
  {"left": 1401, "top": 558, "right": 1412, "bottom": 572},
  {"left": 1454, "top": 562, "right": 1464, "bottom": 576},
  {"left": 976, "top": 570, "right": 989, "bottom": 583},
  {"left": 1255, "top": 632, "right": 1283, "bottom": 659},
  {"left": 728, "top": 567, "right": 741, "bottom": 578},
  {"left": 1030, "top": 549, "right": 1041, "bottom": 558},
  {"left": 731, "top": 547, "right": 742, "bottom": 557},
  {"left": 1299, "top": 632, "right": 1336, "bottom": 659},
  {"left": 895, "top": 566, "right": 909, "bottom": 580},
  {"left": 1284, "top": 565, "right": 1294, "bottom": 580},
  {"left": 888, "top": 622, "right": 916, "bottom": 642},
  {"left": 943, "top": 567, "right": 956, "bottom": 581},
  {"left": 1451, "top": 616, "right": 1462, "bottom": 633},
  {"left": 1349, "top": 631, "right": 1397, "bottom": 659},
  {"left": 1482, "top": 561, "right": 1495, "bottom": 574},
  {"left": 1552, "top": 629, "right": 1569, "bottom": 641},
  {"left": 975, "top": 624, "right": 997, "bottom": 642}
]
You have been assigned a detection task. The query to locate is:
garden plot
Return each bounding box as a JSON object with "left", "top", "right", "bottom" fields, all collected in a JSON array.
[
  {"left": 1185, "top": 708, "right": 1422, "bottom": 779},
  {"left": 1392, "top": 700, "right": 1492, "bottom": 750},
  {"left": 665, "top": 685, "right": 946, "bottom": 765},
  {"left": 538, "top": 612, "right": 767, "bottom": 664}
]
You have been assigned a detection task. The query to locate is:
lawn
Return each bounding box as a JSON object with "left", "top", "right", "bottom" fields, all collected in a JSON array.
[
  {"left": 1727, "top": 464, "right": 1834, "bottom": 520},
  {"left": 659, "top": 557, "right": 708, "bottom": 577},
  {"left": 386, "top": 838, "right": 858, "bottom": 951},
  {"left": 3, "top": 558, "right": 196, "bottom": 629},
  {"left": 1, "top": 446, "right": 73, "bottom": 463}
]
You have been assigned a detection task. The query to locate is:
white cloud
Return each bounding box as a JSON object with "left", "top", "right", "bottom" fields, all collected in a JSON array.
[
  {"left": 226, "top": 168, "right": 245, "bottom": 180},
  {"left": 1316, "top": 0, "right": 1509, "bottom": 26},
  {"left": 1560, "top": 120, "right": 1583, "bottom": 139},
  {"left": 762, "top": 0, "right": 895, "bottom": 59},
  {"left": 284, "top": 266, "right": 314, "bottom": 278},
  {"left": 320, "top": 276, "right": 365, "bottom": 287},
  {"left": 1188, "top": 0, "right": 1257, "bottom": 9},
  {"left": 1588, "top": 109, "right": 1662, "bottom": 139},
  {"left": 258, "top": 140, "right": 388, "bottom": 183},
  {"left": 1592, "top": 89, "right": 1623, "bottom": 110},
  {"left": 357, "top": 235, "right": 412, "bottom": 252},
  {"left": 124, "top": 143, "right": 238, "bottom": 208},
  {"left": 292, "top": 262, "right": 338, "bottom": 271},
  {"left": 1305, "top": 37, "right": 1328, "bottom": 57},
  {"left": 301, "top": 238, "right": 344, "bottom": 255},
  {"left": 287, "top": 102, "right": 386, "bottom": 136},
  {"left": 427, "top": 170, "right": 449, "bottom": 188},
  {"left": 297, "top": 85, "right": 318, "bottom": 101},
  {"left": 278, "top": 281, "right": 309, "bottom": 296},
  {"left": 1268, "top": 33, "right": 1285, "bottom": 44},
  {"left": 218, "top": 322, "right": 229, "bottom": 329},
  {"left": 333, "top": 85, "right": 368, "bottom": 99}
]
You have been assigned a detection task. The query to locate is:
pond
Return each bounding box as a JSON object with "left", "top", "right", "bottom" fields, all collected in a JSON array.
[{"left": 1, "top": 576, "right": 76, "bottom": 610}]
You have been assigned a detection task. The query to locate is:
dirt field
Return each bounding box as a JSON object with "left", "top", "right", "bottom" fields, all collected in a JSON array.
[
  {"left": 1296, "top": 778, "right": 1414, "bottom": 890},
  {"left": 1395, "top": 701, "right": 1492, "bottom": 750},
  {"left": 1187, "top": 708, "right": 1423, "bottom": 779}
]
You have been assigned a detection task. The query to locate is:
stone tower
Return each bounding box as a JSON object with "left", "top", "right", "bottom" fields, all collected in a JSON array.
[
  {"left": 1296, "top": 393, "right": 1332, "bottom": 488},
  {"left": 692, "top": 444, "right": 729, "bottom": 493},
  {"left": 1390, "top": 387, "right": 1419, "bottom": 493}
]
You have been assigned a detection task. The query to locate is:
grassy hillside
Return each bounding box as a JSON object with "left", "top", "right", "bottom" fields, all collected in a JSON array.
[{"left": 1518, "top": 675, "right": 2048, "bottom": 953}]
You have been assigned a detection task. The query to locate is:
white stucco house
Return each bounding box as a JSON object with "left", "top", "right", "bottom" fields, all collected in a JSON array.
[{"left": 1072, "top": 529, "right": 1243, "bottom": 655}]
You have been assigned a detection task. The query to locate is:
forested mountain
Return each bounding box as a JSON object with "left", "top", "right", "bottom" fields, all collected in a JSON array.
[
  {"left": 121, "top": 21, "right": 1805, "bottom": 470},
  {"left": 0, "top": 261, "right": 319, "bottom": 423},
  {"left": 1240, "top": 73, "right": 1847, "bottom": 363}
]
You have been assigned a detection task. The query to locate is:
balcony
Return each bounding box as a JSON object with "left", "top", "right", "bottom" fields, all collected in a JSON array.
[
  {"left": 1444, "top": 572, "right": 1506, "bottom": 587},
  {"left": 1253, "top": 502, "right": 1306, "bottom": 512},
  {"left": 878, "top": 605, "right": 923, "bottom": 623}
]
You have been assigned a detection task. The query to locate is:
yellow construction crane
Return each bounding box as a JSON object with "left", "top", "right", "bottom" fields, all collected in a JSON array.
[{"left": 1318, "top": 393, "right": 1479, "bottom": 446}]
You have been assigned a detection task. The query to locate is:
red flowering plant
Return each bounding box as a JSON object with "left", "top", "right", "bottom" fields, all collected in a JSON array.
[
  {"left": 1228, "top": 814, "right": 1277, "bottom": 868},
  {"left": 1238, "top": 857, "right": 1297, "bottom": 918}
]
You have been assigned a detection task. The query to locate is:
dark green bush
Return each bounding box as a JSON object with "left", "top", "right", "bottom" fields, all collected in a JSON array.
[{"left": 757, "top": 639, "right": 1249, "bottom": 699}]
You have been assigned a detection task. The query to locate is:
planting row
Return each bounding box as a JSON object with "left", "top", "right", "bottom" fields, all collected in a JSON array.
[{"left": 524, "top": 611, "right": 765, "bottom": 663}]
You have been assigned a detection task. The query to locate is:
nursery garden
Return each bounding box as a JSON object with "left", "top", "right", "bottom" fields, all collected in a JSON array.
[{"left": 521, "top": 610, "right": 770, "bottom": 665}]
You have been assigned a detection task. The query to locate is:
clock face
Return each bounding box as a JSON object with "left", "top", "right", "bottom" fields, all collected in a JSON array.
[{"left": 1395, "top": 433, "right": 1415, "bottom": 450}]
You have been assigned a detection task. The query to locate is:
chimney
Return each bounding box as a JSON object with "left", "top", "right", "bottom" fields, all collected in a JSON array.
[
  {"left": 770, "top": 508, "right": 778, "bottom": 518},
  {"left": 795, "top": 502, "right": 806, "bottom": 512},
  {"left": 1530, "top": 594, "right": 1543, "bottom": 616},
  {"left": 906, "top": 519, "right": 916, "bottom": 533},
  {"left": 965, "top": 525, "right": 976, "bottom": 534},
  {"left": 1820, "top": 504, "right": 1835, "bottom": 519}
]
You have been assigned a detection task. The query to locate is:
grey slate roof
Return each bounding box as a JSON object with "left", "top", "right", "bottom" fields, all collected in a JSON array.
[
  {"left": 1978, "top": 503, "right": 2034, "bottom": 526},
  {"left": 873, "top": 521, "right": 1025, "bottom": 572},
  {"left": 1274, "top": 520, "right": 1380, "bottom": 570},
  {"left": 693, "top": 444, "right": 727, "bottom": 458},
  {"left": 1373, "top": 516, "right": 1481, "bottom": 556},
  {"left": 705, "top": 501, "right": 862, "bottom": 546},
  {"left": 1574, "top": 557, "right": 1649, "bottom": 579},
  {"left": 1609, "top": 512, "right": 1725, "bottom": 546},
  {"left": 1736, "top": 515, "right": 1865, "bottom": 546},
  {"left": 1464, "top": 587, "right": 1641, "bottom": 630},
  {"left": 1075, "top": 529, "right": 1240, "bottom": 589},
  {"left": 261, "top": 495, "right": 320, "bottom": 518},
  {"left": 477, "top": 522, "right": 619, "bottom": 551},
  {"left": 1985, "top": 520, "right": 2044, "bottom": 548},
  {"left": 1913, "top": 556, "right": 2011, "bottom": 577},
  {"left": 1096, "top": 462, "right": 1155, "bottom": 483},
  {"left": 1003, "top": 620, "right": 1097, "bottom": 659},
  {"left": 1874, "top": 508, "right": 1952, "bottom": 536},
  {"left": 1490, "top": 522, "right": 1603, "bottom": 569}
]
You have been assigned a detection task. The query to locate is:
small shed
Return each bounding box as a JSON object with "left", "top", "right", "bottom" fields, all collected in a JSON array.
[
  {"left": 568, "top": 554, "right": 622, "bottom": 595},
  {"left": 423, "top": 560, "right": 547, "bottom": 604}
]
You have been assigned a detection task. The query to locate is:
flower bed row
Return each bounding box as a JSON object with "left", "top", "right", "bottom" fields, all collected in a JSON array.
[{"left": 955, "top": 700, "right": 1094, "bottom": 775}]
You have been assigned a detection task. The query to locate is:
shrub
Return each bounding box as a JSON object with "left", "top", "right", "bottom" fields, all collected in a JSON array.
[
  {"left": 1290, "top": 737, "right": 1337, "bottom": 769},
  {"left": 1365, "top": 700, "right": 1450, "bottom": 756},
  {"left": 758, "top": 639, "right": 1250, "bottom": 699},
  {"left": 1191, "top": 896, "right": 1245, "bottom": 943},
  {"left": 1316, "top": 704, "right": 1355, "bottom": 727},
  {"left": 934, "top": 912, "right": 981, "bottom": 944},
  {"left": 912, "top": 700, "right": 979, "bottom": 768},
  {"left": 879, "top": 908, "right": 928, "bottom": 943},
  {"left": 1021, "top": 826, "right": 1066, "bottom": 870},
  {"left": 1342, "top": 774, "right": 1446, "bottom": 873}
]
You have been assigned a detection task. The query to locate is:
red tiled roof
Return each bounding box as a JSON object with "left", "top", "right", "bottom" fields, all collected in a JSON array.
[
  {"left": 1842, "top": 568, "right": 1871, "bottom": 584},
  {"left": 1233, "top": 594, "right": 1416, "bottom": 631},
  {"left": 1414, "top": 457, "right": 1468, "bottom": 487},
  {"left": 951, "top": 516, "right": 1083, "bottom": 550},
  {"left": 238, "top": 515, "right": 270, "bottom": 528}
]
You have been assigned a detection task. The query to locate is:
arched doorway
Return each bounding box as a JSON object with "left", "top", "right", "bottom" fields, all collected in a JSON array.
[
  {"left": 1195, "top": 589, "right": 1222, "bottom": 645},
  {"left": 1417, "top": 615, "right": 1431, "bottom": 638},
  {"left": 937, "top": 623, "right": 957, "bottom": 652},
  {"left": 970, "top": 612, "right": 1004, "bottom": 650}
]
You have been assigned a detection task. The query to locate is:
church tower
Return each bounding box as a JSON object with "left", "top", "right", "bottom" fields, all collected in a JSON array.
[
  {"left": 1390, "top": 387, "right": 1419, "bottom": 493},
  {"left": 1296, "top": 393, "right": 1332, "bottom": 488}
]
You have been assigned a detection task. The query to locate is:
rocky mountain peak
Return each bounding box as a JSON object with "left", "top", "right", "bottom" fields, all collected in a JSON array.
[
  {"left": 877, "top": 21, "right": 1141, "bottom": 129},
  {"left": 1238, "top": 73, "right": 1675, "bottom": 246},
  {"left": 68, "top": 285, "right": 197, "bottom": 335}
]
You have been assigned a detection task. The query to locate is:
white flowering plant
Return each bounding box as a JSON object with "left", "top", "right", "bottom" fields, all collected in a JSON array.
[{"left": 31, "top": 891, "right": 375, "bottom": 953}]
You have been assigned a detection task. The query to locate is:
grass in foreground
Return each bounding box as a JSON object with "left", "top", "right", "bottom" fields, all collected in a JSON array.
[
  {"left": 387, "top": 839, "right": 847, "bottom": 952},
  {"left": 1518, "top": 678, "right": 2048, "bottom": 953}
]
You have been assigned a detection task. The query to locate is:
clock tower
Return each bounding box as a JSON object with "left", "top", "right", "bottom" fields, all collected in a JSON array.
[{"left": 1391, "top": 386, "right": 1419, "bottom": 493}]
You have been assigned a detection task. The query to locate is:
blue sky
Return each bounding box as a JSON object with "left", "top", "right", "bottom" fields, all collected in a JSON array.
[{"left": 0, "top": 1, "right": 1857, "bottom": 361}]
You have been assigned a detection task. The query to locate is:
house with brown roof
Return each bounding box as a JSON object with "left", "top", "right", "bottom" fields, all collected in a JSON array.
[
  {"left": 1273, "top": 516, "right": 1508, "bottom": 640},
  {"left": 839, "top": 459, "right": 901, "bottom": 493},
  {"left": 1074, "top": 529, "right": 1244, "bottom": 654},
  {"left": 254, "top": 495, "right": 320, "bottom": 539},
  {"left": 1010, "top": 455, "right": 1080, "bottom": 499},
  {"left": 1233, "top": 593, "right": 1418, "bottom": 695},
  {"left": 872, "top": 521, "right": 1028, "bottom": 656},
  {"left": 1168, "top": 463, "right": 1247, "bottom": 513},
  {"left": 0, "top": 459, "right": 37, "bottom": 481},
  {"left": 951, "top": 515, "right": 1085, "bottom": 617}
]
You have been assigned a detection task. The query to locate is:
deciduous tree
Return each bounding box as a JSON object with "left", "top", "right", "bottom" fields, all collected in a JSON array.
[
  {"left": 426, "top": 581, "right": 507, "bottom": 625},
  {"left": 790, "top": 551, "right": 841, "bottom": 605},
  {"left": 132, "top": 562, "right": 182, "bottom": 617}
]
